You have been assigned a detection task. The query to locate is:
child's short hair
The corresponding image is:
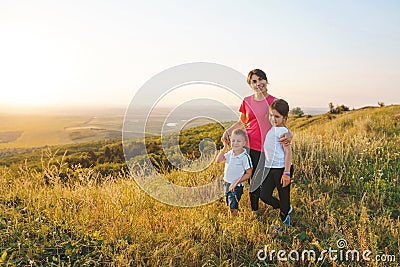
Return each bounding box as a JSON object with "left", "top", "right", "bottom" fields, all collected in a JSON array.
[
  {"left": 231, "top": 129, "right": 248, "bottom": 142},
  {"left": 270, "top": 99, "right": 289, "bottom": 117}
]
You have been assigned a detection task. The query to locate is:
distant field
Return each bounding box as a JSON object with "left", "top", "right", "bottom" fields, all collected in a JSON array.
[
  {"left": 0, "top": 114, "right": 123, "bottom": 149},
  {"left": 0, "top": 105, "right": 240, "bottom": 149},
  {"left": 0, "top": 131, "right": 23, "bottom": 143},
  {"left": 0, "top": 113, "right": 224, "bottom": 149}
]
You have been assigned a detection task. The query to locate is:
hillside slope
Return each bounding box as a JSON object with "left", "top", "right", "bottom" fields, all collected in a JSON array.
[{"left": 0, "top": 105, "right": 399, "bottom": 266}]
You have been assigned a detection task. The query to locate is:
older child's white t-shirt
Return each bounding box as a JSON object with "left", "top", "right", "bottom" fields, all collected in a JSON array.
[{"left": 264, "top": 126, "right": 288, "bottom": 168}]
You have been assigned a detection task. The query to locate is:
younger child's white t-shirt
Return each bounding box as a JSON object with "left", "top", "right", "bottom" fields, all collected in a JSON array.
[{"left": 224, "top": 149, "right": 252, "bottom": 185}]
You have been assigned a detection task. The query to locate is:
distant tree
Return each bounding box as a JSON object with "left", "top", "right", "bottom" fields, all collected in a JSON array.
[
  {"left": 337, "top": 104, "right": 349, "bottom": 112},
  {"left": 290, "top": 107, "right": 304, "bottom": 117},
  {"left": 329, "top": 102, "right": 335, "bottom": 113},
  {"left": 378, "top": 101, "right": 385, "bottom": 107},
  {"left": 329, "top": 103, "right": 349, "bottom": 114}
]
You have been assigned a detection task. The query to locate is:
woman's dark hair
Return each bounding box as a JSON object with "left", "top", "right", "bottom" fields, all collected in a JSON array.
[
  {"left": 270, "top": 99, "right": 289, "bottom": 117},
  {"left": 247, "top": 69, "right": 268, "bottom": 85}
]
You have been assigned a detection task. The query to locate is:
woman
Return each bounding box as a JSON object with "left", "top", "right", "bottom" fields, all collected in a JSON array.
[{"left": 222, "top": 69, "right": 291, "bottom": 215}]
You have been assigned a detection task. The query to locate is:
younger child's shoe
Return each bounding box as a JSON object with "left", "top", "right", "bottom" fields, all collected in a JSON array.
[{"left": 271, "top": 224, "right": 285, "bottom": 234}]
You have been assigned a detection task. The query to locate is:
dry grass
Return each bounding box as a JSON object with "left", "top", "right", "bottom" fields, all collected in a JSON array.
[{"left": 0, "top": 105, "right": 399, "bottom": 266}]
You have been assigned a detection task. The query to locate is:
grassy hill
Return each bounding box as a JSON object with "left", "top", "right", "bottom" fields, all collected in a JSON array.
[
  {"left": 0, "top": 105, "right": 399, "bottom": 266},
  {"left": 289, "top": 104, "right": 399, "bottom": 136}
]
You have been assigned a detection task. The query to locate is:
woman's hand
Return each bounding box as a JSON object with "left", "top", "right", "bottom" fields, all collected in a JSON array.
[
  {"left": 279, "top": 131, "right": 293, "bottom": 147},
  {"left": 222, "top": 130, "right": 230, "bottom": 143},
  {"left": 222, "top": 118, "right": 244, "bottom": 144}
]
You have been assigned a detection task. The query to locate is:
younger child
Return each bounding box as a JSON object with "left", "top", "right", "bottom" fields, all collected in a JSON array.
[
  {"left": 216, "top": 129, "right": 253, "bottom": 216},
  {"left": 260, "top": 99, "right": 294, "bottom": 229}
]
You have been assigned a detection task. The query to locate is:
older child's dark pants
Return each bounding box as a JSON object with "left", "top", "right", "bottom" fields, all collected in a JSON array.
[{"left": 260, "top": 166, "right": 294, "bottom": 221}]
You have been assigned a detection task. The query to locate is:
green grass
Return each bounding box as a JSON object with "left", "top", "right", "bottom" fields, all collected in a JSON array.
[{"left": 0, "top": 105, "right": 399, "bottom": 266}]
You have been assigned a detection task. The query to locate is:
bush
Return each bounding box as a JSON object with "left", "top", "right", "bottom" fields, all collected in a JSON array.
[
  {"left": 329, "top": 103, "right": 350, "bottom": 114},
  {"left": 290, "top": 107, "right": 304, "bottom": 117}
]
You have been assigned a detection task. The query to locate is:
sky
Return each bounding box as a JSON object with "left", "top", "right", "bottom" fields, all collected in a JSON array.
[{"left": 1, "top": 0, "right": 399, "bottom": 112}]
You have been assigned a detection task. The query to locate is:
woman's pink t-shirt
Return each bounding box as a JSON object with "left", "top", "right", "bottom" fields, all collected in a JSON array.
[{"left": 239, "top": 94, "right": 276, "bottom": 152}]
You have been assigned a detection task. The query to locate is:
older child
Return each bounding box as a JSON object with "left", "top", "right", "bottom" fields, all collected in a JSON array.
[
  {"left": 260, "top": 99, "right": 293, "bottom": 229},
  {"left": 216, "top": 129, "right": 253, "bottom": 216}
]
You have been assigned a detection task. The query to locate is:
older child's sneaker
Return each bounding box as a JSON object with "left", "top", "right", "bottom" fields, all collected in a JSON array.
[
  {"left": 288, "top": 205, "right": 293, "bottom": 214},
  {"left": 283, "top": 214, "right": 291, "bottom": 227}
]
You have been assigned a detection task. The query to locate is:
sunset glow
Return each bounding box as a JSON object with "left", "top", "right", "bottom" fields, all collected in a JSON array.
[{"left": 1, "top": 1, "right": 399, "bottom": 109}]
